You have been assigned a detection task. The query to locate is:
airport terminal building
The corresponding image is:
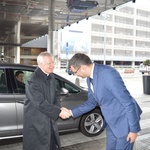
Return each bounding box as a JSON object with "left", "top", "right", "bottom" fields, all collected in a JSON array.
[{"left": 19, "top": 2, "right": 150, "bottom": 69}]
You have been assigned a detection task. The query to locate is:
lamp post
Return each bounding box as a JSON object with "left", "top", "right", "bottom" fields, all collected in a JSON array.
[
  {"left": 101, "top": 12, "right": 108, "bottom": 65},
  {"left": 104, "top": 15, "right": 106, "bottom": 65},
  {"left": 66, "top": 42, "right": 69, "bottom": 67}
]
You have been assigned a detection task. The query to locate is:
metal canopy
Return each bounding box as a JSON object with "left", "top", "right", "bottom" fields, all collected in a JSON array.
[{"left": 0, "top": 0, "right": 133, "bottom": 47}]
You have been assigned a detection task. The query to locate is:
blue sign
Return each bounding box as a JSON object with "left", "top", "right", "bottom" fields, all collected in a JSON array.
[{"left": 66, "top": 42, "right": 69, "bottom": 55}]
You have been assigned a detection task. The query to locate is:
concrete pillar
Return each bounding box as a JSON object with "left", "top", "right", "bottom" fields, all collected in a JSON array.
[
  {"left": 111, "top": 61, "right": 113, "bottom": 66},
  {"left": 47, "top": 0, "right": 54, "bottom": 54},
  {"left": 132, "top": 61, "right": 135, "bottom": 68},
  {"left": 14, "top": 21, "right": 21, "bottom": 63},
  {"left": 132, "top": 5, "right": 136, "bottom": 68}
]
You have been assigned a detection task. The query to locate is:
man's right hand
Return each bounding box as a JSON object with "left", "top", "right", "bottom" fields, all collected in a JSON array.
[{"left": 59, "top": 107, "right": 72, "bottom": 119}]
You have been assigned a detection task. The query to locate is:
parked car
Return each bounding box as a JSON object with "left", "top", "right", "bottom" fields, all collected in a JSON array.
[{"left": 0, "top": 63, "right": 104, "bottom": 139}]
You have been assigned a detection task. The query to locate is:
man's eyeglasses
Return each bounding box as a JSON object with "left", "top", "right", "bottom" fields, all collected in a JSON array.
[{"left": 72, "top": 66, "right": 81, "bottom": 75}]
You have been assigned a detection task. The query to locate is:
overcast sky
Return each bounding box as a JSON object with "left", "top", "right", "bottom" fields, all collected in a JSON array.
[{"left": 135, "top": 0, "right": 150, "bottom": 7}]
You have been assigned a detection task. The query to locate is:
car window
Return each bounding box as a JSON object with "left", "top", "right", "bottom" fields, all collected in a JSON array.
[
  {"left": 0, "top": 69, "right": 8, "bottom": 93},
  {"left": 64, "top": 82, "right": 79, "bottom": 93},
  {"left": 55, "top": 78, "right": 79, "bottom": 94},
  {"left": 13, "top": 70, "right": 33, "bottom": 93}
]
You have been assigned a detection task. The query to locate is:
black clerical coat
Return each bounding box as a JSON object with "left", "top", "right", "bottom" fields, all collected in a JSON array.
[{"left": 23, "top": 67, "right": 61, "bottom": 150}]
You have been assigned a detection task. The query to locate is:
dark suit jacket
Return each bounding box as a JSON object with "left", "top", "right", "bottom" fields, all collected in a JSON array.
[
  {"left": 72, "top": 63, "right": 142, "bottom": 138},
  {"left": 16, "top": 80, "right": 25, "bottom": 93}
]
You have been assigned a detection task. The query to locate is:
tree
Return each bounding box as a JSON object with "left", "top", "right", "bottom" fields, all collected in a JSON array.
[
  {"left": 143, "top": 59, "right": 150, "bottom": 74},
  {"left": 143, "top": 59, "right": 150, "bottom": 66}
]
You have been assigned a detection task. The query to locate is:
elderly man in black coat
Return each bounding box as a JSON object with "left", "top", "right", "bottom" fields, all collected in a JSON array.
[{"left": 23, "top": 52, "right": 70, "bottom": 150}]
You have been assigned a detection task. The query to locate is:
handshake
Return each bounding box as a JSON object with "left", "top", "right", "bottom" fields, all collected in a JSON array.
[{"left": 59, "top": 107, "right": 72, "bottom": 119}]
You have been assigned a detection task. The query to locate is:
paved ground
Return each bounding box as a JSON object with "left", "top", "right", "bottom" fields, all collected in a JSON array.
[
  {"left": 0, "top": 69, "right": 150, "bottom": 150},
  {"left": 60, "top": 88, "right": 150, "bottom": 150}
]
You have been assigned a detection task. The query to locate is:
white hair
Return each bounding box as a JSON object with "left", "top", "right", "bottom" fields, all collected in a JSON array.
[{"left": 37, "top": 51, "right": 52, "bottom": 65}]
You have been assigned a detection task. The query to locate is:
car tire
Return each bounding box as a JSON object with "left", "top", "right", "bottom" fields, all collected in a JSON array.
[{"left": 79, "top": 109, "right": 104, "bottom": 137}]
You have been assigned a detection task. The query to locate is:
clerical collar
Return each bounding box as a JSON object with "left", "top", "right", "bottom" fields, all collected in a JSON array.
[{"left": 39, "top": 67, "right": 49, "bottom": 76}]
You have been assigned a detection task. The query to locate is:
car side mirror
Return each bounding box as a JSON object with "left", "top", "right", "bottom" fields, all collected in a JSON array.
[{"left": 60, "top": 87, "right": 69, "bottom": 95}]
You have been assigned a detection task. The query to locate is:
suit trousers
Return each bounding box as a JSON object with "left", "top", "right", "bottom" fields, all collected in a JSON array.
[{"left": 106, "top": 125, "right": 134, "bottom": 150}]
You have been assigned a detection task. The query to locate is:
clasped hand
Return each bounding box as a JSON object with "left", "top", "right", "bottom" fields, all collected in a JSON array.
[{"left": 59, "top": 107, "right": 72, "bottom": 119}]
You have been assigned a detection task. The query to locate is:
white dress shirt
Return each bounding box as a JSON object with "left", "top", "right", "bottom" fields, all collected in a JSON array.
[{"left": 90, "top": 63, "right": 95, "bottom": 92}]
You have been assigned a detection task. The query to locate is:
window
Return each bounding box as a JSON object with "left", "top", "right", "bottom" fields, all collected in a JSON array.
[
  {"left": 55, "top": 78, "right": 79, "bottom": 94},
  {"left": 64, "top": 83, "right": 79, "bottom": 93},
  {"left": 0, "top": 69, "right": 8, "bottom": 93},
  {"left": 13, "top": 69, "right": 33, "bottom": 93}
]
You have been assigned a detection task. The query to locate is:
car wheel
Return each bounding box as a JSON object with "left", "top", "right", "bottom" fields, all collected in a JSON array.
[{"left": 79, "top": 109, "right": 104, "bottom": 137}]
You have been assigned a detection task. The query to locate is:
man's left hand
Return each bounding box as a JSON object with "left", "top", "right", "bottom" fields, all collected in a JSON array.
[{"left": 126, "top": 132, "right": 138, "bottom": 143}]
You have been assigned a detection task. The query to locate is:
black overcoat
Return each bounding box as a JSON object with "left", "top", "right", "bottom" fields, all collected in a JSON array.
[{"left": 23, "top": 67, "right": 61, "bottom": 150}]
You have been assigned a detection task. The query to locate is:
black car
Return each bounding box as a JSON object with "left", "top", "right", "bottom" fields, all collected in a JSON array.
[{"left": 0, "top": 63, "right": 104, "bottom": 139}]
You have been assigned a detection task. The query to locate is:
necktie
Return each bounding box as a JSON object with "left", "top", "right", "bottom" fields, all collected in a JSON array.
[
  {"left": 90, "top": 78, "right": 94, "bottom": 92},
  {"left": 90, "top": 78, "right": 93, "bottom": 85}
]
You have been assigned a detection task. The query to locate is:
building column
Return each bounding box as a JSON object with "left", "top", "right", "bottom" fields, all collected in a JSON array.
[
  {"left": 13, "top": 21, "right": 21, "bottom": 63},
  {"left": 55, "top": 30, "right": 61, "bottom": 69},
  {"left": 132, "top": 61, "right": 135, "bottom": 67},
  {"left": 47, "top": 0, "right": 54, "bottom": 54},
  {"left": 112, "top": 11, "right": 115, "bottom": 66},
  {"left": 132, "top": 4, "right": 137, "bottom": 68},
  {"left": 111, "top": 61, "right": 113, "bottom": 66}
]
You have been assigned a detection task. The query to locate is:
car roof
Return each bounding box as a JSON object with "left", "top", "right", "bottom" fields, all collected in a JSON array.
[
  {"left": 0, "top": 62, "right": 86, "bottom": 92},
  {"left": 0, "top": 63, "right": 36, "bottom": 69}
]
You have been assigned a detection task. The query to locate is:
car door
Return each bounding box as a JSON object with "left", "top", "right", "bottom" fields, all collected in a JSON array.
[
  {"left": 0, "top": 68, "right": 17, "bottom": 138},
  {"left": 55, "top": 75, "right": 88, "bottom": 131},
  {"left": 10, "top": 68, "right": 34, "bottom": 135}
]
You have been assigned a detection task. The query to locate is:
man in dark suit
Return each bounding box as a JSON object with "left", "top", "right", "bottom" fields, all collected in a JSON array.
[
  {"left": 15, "top": 71, "right": 25, "bottom": 93},
  {"left": 66, "top": 53, "right": 142, "bottom": 150}
]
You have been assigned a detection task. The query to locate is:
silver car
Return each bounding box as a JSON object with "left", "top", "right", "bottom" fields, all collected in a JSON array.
[{"left": 0, "top": 63, "right": 104, "bottom": 139}]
